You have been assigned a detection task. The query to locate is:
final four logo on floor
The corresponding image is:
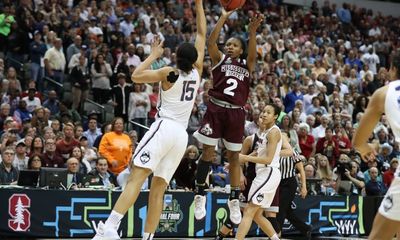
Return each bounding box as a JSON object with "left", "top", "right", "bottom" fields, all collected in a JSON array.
[{"left": 158, "top": 194, "right": 183, "bottom": 233}]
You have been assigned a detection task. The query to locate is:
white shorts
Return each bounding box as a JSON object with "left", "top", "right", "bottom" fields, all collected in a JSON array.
[
  {"left": 379, "top": 177, "right": 400, "bottom": 221},
  {"left": 132, "top": 118, "right": 188, "bottom": 183},
  {"left": 248, "top": 167, "right": 281, "bottom": 209}
]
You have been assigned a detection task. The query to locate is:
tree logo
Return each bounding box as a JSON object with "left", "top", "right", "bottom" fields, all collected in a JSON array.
[{"left": 8, "top": 194, "right": 31, "bottom": 232}]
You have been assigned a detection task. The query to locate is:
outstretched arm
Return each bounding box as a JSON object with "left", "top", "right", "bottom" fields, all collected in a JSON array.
[
  {"left": 207, "top": 8, "right": 236, "bottom": 66},
  {"left": 247, "top": 14, "right": 265, "bottom": 72},
  {"left": 352, "top": 85, "right": 387, "bottom": 161},
  {"left": 131, "top": 36, "right": 172, "bottom": 84},
  {"left": 193, "top": 0, "right": 206, "bottom": 75}
]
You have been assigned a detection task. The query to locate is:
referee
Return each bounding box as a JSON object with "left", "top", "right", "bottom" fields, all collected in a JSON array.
[{"left": 277, "top": 131, "right": 312, "bottom": 239}]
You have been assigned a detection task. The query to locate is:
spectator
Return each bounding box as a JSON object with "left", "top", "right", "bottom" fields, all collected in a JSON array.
[
  {"left": 298, "top": 122, "right": 315, "bottom": 159},
  {"left": 91, "top": 53, "right": 112, "bottom": 104},
  {"left": 27, "top": 154, "right": 42, "bottom": 171},
  {"left": 12, "top": 139, "right": 28, "bottom": 170},
  {"left": 79, "top": 136, "right": 98, "bottom": 168},
  {"left": 66, "top": 157, "right": 84, "bottom": 187},
  {"left": 173, "top": 145, "right": 199, "bottom": 190},
  {"left": 42, "top": 137, "right": 64, "bottom": 168},
  {"left": 304, "top": 163, "right": 318, "bottom": 179},
  {"left": 365, "top": 167, "right": 387, "bottom": 196},
  {"left": 284, "top": 81, "right": 303, "bottom": 113},
  {"left": 93, "top": 122, "right": 112, "bottom": 149},
  {"left": 31, "top": 107, "right": 48, "bottom": 136},
  {"left": 87, "top": 157, "right": 118, "bottom": 188},
  {"left": 42, "top": 90, "right": 60, "bottom": 116},
  {"left": 83, "top": 118, "right": 101, "bottom": 148},
  {"left": 128, "top": 83, "right": 150, "bottom": 141},
  {"left": 99, "top": 117, "right": 132, "bottom": 175},
  {"left": 110, "top": 73, "right": 133, "bottom": 123},
  {"left": 71, "top": 146, "right": 91, "bottom": 175},
  {"left": 29, "top": 31, "right": 47, "bottom": 90},
  {"left": 0, "top": 147, "right": 18, "bottom": 184},
  {"left": 44, "top": 38, "right": 66, "bottom": 95},
  {"left": 29, "top": 136, "right": 44, "bottom": 157},
  {"left": 70, "top": 54, "right": 90, "bottom": 112},
  {"left": 22, "top": 88, "right": 41, "bottom": 113},
  {"left": 383, "top": 158, "right": 398, "bottom": 188},
  {"left": 336, "top": 160, "right": 365, "bottom": 195},
  {"left": 316, "top": 127, "right": 340, "bottom": 167},
  {"left": 316, "top": 155, "right": 334, "bottom": 192},
  {"left": 56, "top": 122, "right": 80, "bottom": 162}
]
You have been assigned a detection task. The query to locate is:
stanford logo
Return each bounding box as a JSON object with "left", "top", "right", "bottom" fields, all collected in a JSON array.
[{"left": 8, "top": 194, "right": 31, "bottom": 232}]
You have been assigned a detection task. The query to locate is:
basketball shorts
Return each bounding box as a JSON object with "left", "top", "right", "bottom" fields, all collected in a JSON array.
[
  {"left": 193, "top": 101, "right": 245, "bottom": 151},
  {"left": 379, "top": 177, "right": 400, "bottom": 221},
  {"left": 132, "top": 118, "right": 188, "bottom": 183},
  {"left": 248, "top": 167, "right": 281, "bottom": 208}
]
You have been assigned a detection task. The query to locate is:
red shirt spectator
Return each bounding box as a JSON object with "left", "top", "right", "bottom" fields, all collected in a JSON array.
[{"left": 383, "top": 158, "right": 399, "bottom": 188}]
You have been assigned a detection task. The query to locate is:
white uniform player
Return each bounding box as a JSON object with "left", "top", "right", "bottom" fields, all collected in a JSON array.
[
  {"left": 248, "top": 125, "right": 282, "bottom": 208},
  {"left": 353, "top": 52, "right": 400, "bottom": 239},
  {"left": 93, "top": 1, "right": 206, "bottom": 239},
  {"left": 379, "top": 80, "right": 400, "bottom": 221},
  {"left": 133, "top": 69, "right": 200, "bottom": 181}
]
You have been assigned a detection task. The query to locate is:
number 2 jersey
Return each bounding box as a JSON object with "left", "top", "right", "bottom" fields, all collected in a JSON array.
[
  {"left": 385, "top": 80, "right": 400, "bottom": 177},
  {"left": 156, "top": 69, "right": 200, "bottom": 128},
  {"left": 209, "top": 54, "right": 250, "bottom": 106}
]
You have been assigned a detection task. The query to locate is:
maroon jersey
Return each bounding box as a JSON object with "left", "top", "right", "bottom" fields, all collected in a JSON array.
[{"left": 209, "top": 55, "right": 250, "bottom": 106}]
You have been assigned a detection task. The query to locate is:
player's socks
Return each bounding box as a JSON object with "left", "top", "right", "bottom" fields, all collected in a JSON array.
[
  {"left": 270, "top": 233, "right": 280, "bottom": 240},
  {"left": 105, "top": 210, "right": 123, "bottom": 228},
  {"left": 229, "top": 187, "right": 241, "bottom": 200},
  {"left": 142, "top": 232, "right": 154, "bottom": 240},
  {"left": 196, "top": 159, "right": 212, "bottom": 195}
]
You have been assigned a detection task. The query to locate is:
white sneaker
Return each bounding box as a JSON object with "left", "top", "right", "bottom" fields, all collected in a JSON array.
[
  {"left": 194, "top": 195, "right": 206, "bottom": 220},
  {"left": 92, "top": 221, "right": 120, "bottom": 240},
  {"left": 228, "top": 199, "right": 242, "bottom": 225}
]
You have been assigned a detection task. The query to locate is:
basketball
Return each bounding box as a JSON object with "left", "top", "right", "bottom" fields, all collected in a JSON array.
[{"left": 220, "top": 0, "right": 246, "bottom": 11}]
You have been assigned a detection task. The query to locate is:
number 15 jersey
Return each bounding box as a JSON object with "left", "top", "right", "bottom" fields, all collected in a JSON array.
[
  {"left": 156, "top": 69, "right": 200, "bottom": 128},
  {"left": 209, "top": 54, "right": 251, "bottom": 106}
]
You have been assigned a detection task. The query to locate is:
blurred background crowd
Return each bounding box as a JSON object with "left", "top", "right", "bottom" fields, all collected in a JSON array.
[{"left": 0, "top": 0, "right": 399, "bottom": 197}]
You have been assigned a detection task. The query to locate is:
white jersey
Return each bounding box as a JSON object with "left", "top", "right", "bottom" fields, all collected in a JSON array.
[
  {"left": 156, "top": 69, "right": 200, "bottom": 128},
  {"left": 256, "top": 125, "right": 282, "bottom": 170},
  {"left": 385, "top": 80, "right": 400, "bottom": 177}
]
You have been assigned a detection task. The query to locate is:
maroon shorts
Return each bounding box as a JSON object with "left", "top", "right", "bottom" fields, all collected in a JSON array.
[{"left": 194, "top": 101, "right": 245, "bottom": 151}]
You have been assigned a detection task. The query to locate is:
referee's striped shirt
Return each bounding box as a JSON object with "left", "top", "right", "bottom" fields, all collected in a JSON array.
[{"left": 280, "top": 148, "right": 301, "bottom": 179}]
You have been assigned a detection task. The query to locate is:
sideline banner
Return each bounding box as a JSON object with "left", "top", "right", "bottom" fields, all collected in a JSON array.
[{"left": 0, "top": 189, "right": 377, "bottom": 238}]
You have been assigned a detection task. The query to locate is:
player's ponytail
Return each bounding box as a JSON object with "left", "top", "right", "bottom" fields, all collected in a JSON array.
[{"left": 176, "top": 43, "right": 198, "bottom": 73}]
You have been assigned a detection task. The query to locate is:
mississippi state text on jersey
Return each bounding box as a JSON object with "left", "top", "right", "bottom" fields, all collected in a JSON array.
[{"left": 209, "top": 54, "right": 250, "bottom": 106}]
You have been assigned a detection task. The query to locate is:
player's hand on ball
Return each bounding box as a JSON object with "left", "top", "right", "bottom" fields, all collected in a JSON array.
[
  {"left": 249, "top": 13, "right": 265, "bottom": 32},
  {"left": 150, "top": 35, "right": 164, "bottom": 58}
]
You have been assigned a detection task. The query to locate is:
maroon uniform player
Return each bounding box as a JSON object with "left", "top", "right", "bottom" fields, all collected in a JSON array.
[{"left": 193, "top": 8, "right": 264, "bottom": 225}]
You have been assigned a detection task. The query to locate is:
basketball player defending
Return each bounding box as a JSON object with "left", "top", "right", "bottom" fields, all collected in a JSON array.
[
  {"left": 92, "top": 1, "right": 206, "bottom": 239},
  {"left": 353, "top": 51, "right": 400, "bottom": 240},
  {"left": 235, "top": 104, "right": 282, "bottom": 240},
  {"left": 193, "top": 8, "right": 265, "bottom": 225}
]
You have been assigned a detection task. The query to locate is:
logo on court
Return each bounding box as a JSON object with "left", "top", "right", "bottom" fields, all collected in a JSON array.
[
  {"left": 8, "top": 194, "right": 31, "bottom": 232},
  {"left": 200, "top": 123, "right": 213, "bottom": 136},
  {"left": 140, "top": 151, "right": 151, "bottom": 164},
  {"left": 383, "top": 194, "right": 393, "bottom": 212},
  {"left": 256, "top": 193, "right": 264, "bottom": 203}
]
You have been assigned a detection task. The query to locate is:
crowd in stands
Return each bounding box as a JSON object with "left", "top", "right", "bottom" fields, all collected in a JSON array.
[{"left": 0, "top": 0, "right": 399, "bottom": 197}]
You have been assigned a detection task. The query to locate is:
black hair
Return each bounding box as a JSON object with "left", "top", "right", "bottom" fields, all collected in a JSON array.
[
  {"left": 266, "top": 103, "right": 281, "bottom": 118},
  {"left": 176, "top": 43, "right": 198, "bottom": 73},
  {"left": 228, "top": 36, "right": 247, "bottom": 59},
  {"left": 392, "top": 50, "right": 400, "bottom": 79}
]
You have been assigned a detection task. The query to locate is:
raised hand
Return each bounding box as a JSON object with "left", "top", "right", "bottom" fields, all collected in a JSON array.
[
  {"left": 248, "top": 13, "right": 265, "bottom": 33},
  {"left": 221, "top": 7, "right": 236, "bottom": 18},
  {"left": 150, "top": 35, "right": 164, "bottom": 58}
]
